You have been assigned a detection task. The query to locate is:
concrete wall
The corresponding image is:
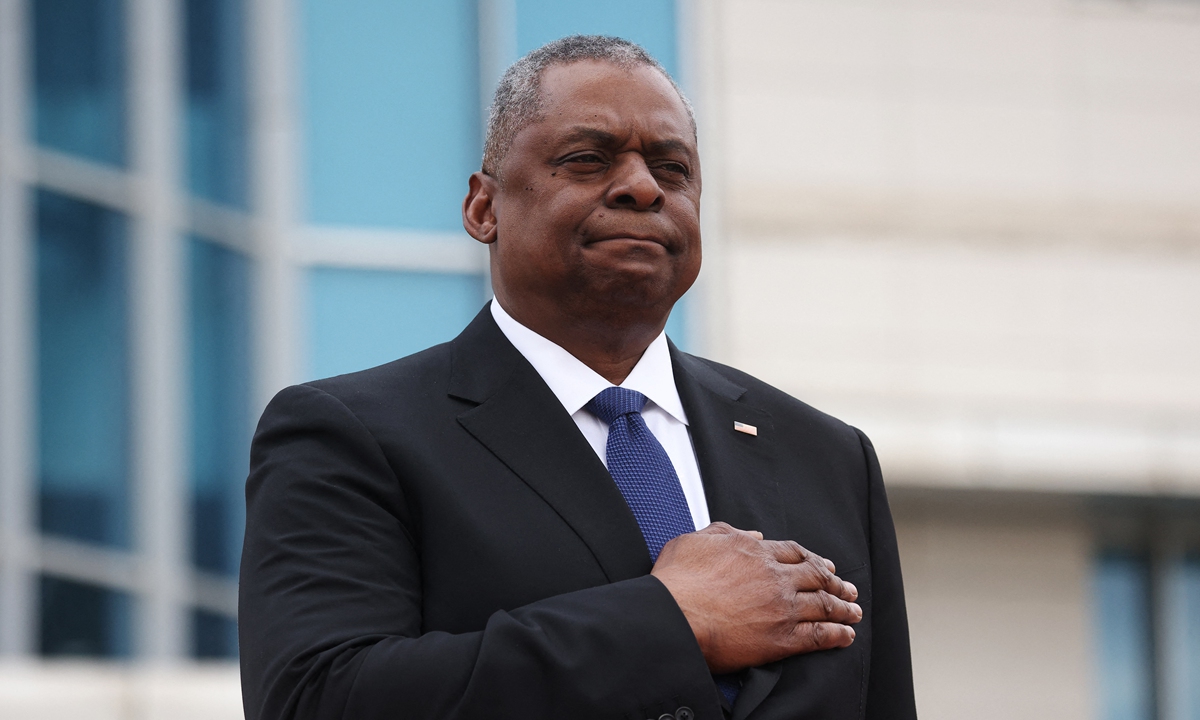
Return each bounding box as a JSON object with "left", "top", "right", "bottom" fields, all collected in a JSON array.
[
  {"left": 712, "top": 0, "right": 1200, "bottom": 494},
  {"left": 727, "top": 241, "right": 1200, "bottom": 494},
  {"left": 0, "top": 663, "right": 242, "bottom": 720},
  {"left": 893, "top": 494, "right": 1094, "bottom": 720}
]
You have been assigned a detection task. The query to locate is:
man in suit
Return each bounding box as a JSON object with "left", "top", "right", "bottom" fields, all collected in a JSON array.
[{"left": 240, "top": 36, "right": 916, "bottom": 720}]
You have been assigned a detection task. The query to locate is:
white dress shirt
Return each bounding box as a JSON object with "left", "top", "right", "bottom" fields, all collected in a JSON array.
[{"left": 490, "top": 300, "right": 712, "bottom": 531}]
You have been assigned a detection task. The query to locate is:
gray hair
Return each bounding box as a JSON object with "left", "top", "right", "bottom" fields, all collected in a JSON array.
[{"left": 481, "top": 35, "right": 695, "bottom": 179}]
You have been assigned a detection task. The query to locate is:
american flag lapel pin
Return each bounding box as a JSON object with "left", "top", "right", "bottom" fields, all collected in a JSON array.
[{"left": 733, "top": 421, "right": 758, "bottom": 436}]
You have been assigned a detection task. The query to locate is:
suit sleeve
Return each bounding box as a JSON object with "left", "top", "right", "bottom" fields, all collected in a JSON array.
[
  {"left": 855, "top": 429, "right": 918, "bottom": 720},
  {"left": 239, "top": 383, "right": 721, "bottom": 720}
]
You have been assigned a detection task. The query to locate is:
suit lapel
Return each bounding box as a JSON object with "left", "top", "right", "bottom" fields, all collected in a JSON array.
[
  {"left": 449, "top": 306, "right": 652, "bottom": 583},
  {"left": 671, "top": 346, "right": 787, "bottom": 542},
  {"left": 671, "top": 345, "right": 787, "bottom": 718}
]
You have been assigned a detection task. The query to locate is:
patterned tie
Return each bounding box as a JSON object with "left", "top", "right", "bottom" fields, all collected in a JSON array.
[
  {"left": 587, "top": 387, "right": 694, "bottom": 560},
  {"left": 587, "top": 387, "right": 741, "bottom": 708}
]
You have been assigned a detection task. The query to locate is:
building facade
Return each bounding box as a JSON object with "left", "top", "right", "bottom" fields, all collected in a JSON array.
[{"left": 0, "top": 0, "right": 1197, "bottom": 718}]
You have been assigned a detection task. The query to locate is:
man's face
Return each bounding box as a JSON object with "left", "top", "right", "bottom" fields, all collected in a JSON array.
[{"left": 486, "top": 60, "right": 702, "bottom": 330}]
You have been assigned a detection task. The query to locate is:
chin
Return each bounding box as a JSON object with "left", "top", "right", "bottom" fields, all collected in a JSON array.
[{"left": 580, "top": 269, "right": 687, "bottom": 315}]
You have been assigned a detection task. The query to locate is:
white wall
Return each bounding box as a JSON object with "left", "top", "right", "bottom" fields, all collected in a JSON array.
[
  {"left": 721, "top": 0, "right": 1200, "bottom": 208},
  {"left": 713, "top": 0, "right": 1200, "bottom": 494},
  {"left": 727, "top": 240, "right": 1200, "bottom": 493},
  {"left": 0, "top": 663, "right": 242, "bottom": 720},
  {"left": 893, "top": 499, "right": 1093, "bottom": 720}
]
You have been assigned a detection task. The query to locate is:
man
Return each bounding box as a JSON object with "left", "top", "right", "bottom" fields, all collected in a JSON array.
[{"left": 240, "top": 36, "right": 916, "bottom": 720}]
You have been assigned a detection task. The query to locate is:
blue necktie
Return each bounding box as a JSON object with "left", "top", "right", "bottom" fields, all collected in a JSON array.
[
  {"left": 587, "top": 387, "right": 694, "bottom": 560},
  {"left": 587, "top": 387, "right": 741, "bottom": 708}
]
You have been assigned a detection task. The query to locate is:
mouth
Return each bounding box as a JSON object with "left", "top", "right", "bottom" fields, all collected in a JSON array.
[{"left": 587, "top": 234, "right": 668, "bottom": 249}]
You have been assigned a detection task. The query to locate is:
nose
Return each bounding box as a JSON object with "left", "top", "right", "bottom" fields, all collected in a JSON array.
[{"left": 604, "top": 153, "right": 665, "bottom": 212}]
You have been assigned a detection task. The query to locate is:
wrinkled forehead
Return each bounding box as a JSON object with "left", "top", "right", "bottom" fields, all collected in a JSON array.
[{"left": 534, "top": 60, "right": 697, "bottom": 140}]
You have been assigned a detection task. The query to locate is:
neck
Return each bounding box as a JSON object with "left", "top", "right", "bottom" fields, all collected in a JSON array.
[{"left": 496, "top": 295, "right": 667, "bottom": 385}]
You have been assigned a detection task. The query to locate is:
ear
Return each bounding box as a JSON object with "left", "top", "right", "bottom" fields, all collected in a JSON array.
[{"left": 462, "top": 172, "right": 499, "bottom": 244}]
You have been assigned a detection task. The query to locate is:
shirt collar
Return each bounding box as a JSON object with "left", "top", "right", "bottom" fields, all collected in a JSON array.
[{"left": 490, "top": 299, "right": 689, "bottom": 425}]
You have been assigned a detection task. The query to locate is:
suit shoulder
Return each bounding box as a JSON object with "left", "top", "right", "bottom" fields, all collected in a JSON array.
[
  {"left": 683, "top": 354, "right": 864, "bottom": 447},
  {"left": 277, "top": 341, "right": 456, "bottom": 416}
]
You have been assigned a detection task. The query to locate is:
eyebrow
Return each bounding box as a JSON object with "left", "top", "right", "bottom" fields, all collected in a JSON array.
[
  {"left": 558, "top": 126, "right": 696, "bottom": 159},
  {"left": 559, "top": 127, "right": 619, "bottom": 146},
  {"left": 645, "top": 138, "right": 695, "bottom": 158}
]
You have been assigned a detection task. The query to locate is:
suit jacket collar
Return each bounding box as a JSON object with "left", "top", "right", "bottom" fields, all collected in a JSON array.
[
  {"left": 668, "top": 343, "right": 786, "bottom": 542},
  {"left": 449, "top": 305, "right": 654, "bottom": 582},
  {"left": 449, "top": 308, "right": 785, "bottom": 530}
]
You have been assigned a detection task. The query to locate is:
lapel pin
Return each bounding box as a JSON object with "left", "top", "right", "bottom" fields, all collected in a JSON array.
[{"left": 733, "top": 421, "right": 758, "bottom": 436}]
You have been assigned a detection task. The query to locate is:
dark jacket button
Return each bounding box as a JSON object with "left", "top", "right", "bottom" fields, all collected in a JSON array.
[
  {"left": 676, "top": 708, "right": 694, "bottom": 720},
  {"left": 658, "top": 714, "right": 675, "bottom": 720}
]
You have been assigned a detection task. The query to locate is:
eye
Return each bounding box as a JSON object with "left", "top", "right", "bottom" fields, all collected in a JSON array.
[
  {"left": 654, "top": 161, "right": 690, "bottom": 178},
  {"left": 564, "top": 152, "right": 607, "bottom": 165}
]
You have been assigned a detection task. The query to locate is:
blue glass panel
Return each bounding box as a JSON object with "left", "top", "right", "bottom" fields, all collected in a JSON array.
[
  {"left": 186, "top": 0, "right": 248, "bottom": 207},
  {"left": 32, "top": 0, "right": 126, "bottom": 165},
  {"left": 514, "top": 0, "right": 678, "bottom": 77},
  {"left": 36, "top": 190, "right": 130, "bottom": 547},
  {"left": 189, "top": 238, "right": 252, "bottom": 576},
  {"left": 1167, "top": 556, "right": 1200, "bottom": 720},
  {"left": 1095, "top": 553, "right": 1155, "bottom": 720},
  {"left": 193, "top": 608, "right": 238, "bottom": 659},
  {"left": 664, "top": 295, "right": 688, "bottom": 351},
  {"left": 39, "top": 575, "right": 131, "bottom": 658},
  {"left": 308, "top": 268, "right": 484, "bottom": 379},
  {"left": 302, "top": 0, "right": 478, "bottom": 229}
]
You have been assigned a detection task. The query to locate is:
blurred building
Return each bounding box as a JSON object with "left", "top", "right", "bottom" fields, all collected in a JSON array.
[{"left": 0, "top": 0, "right": 1197, "bottom": 718}]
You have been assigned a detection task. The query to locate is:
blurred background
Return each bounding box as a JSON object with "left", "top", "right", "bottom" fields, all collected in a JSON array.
[{"left": 0, "top": 0, "right": 1198, "bottom": 718}]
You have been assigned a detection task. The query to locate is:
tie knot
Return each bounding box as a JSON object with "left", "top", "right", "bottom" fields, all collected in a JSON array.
[{"left": 586, "top": 387, "right": 648, "bottom": 425}]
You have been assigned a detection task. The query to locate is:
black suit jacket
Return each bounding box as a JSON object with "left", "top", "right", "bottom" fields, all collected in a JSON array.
[{"left": 240, "top": 305, "right": 916, "bottom": 720}]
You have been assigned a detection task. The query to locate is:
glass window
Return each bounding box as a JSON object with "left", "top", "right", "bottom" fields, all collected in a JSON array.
[
  {"left": 39, "top": 575, "right": 131, "bottom": 658},
  {"left": 302, "top": 0, "right": 479, "bottom": 230},
  {"left": 193, "top": 608, "right": 238, "bottom": 659},
  {"left": 32, "top": 0, "right": 127, "bottom": 165},
  {"left": 308, "top": 268, "right": 484, "bottom": 379},
  {"left": 36, "top": 190, "right": 131, "bottom": 548},
  {"left": 1095, "top": 552, "right": 1156, "bottom": 720},
  {"left": 185, "top": 0, "right": 248, "bottom": 207},
  {"left": 189, "top": 238, "right": 252, "bottom": 576},
  {"left": 514, "top": 0, "right": 678, "bottom": 77},
  {"left": 665, "top": 295, "right": 689, "bottom": 351},
  {"left": 1165, "top": 555, "right": 1200, "bottom": 720}
]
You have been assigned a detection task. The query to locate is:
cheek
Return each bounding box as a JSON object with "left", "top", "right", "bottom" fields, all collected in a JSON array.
[
  {"left": 679, "top": 248, "right": 702, "bottom": 288},
  {"left": 504, "top": 186, "right": 588, "bottom": 234}
]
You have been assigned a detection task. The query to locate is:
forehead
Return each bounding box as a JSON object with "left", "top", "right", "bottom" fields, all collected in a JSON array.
[{"left": 533, "top": 60, "right": 695, "bottom": 142}]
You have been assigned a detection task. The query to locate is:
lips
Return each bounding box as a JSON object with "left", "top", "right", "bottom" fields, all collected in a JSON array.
[{"left": 587, "top": 234, "right": 668, "bottom": 248}]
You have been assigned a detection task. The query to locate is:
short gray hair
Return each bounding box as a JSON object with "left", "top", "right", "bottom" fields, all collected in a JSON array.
[{"left": 481, "top": 35, "right": 695, "bottom": 179}]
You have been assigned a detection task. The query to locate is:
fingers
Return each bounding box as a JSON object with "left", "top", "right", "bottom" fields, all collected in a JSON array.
[
  {"left": 767, "top": 545, "right": 857, "bottom": 602},
  {"left": 789, "top": 621, "right": 857, "bottom": 653},
  {"left": 840, "top": 580, "right": 858, "bottom": 602},
  {"left": 811, "top": 568, "right": 857, "bottom": 603},
  {"left": 763, "top": 539, "right": 808, "bottom": 564},
  {"left": 793, "top": 588, "right": 863, "bottom": 625},
  {"left": 697, "top": 522, "right": 764, "bottom": 541},
  {"left": 762, "top": 541, "right": 836, "bottom": 574},
  {"left": 694, "top": 525, "right": 859, "bottom": 603}
]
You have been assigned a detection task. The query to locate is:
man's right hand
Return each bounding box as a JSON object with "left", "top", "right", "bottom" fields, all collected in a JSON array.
[{"left": 650, "top": 522, "right": 862, "bottom": 674}]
